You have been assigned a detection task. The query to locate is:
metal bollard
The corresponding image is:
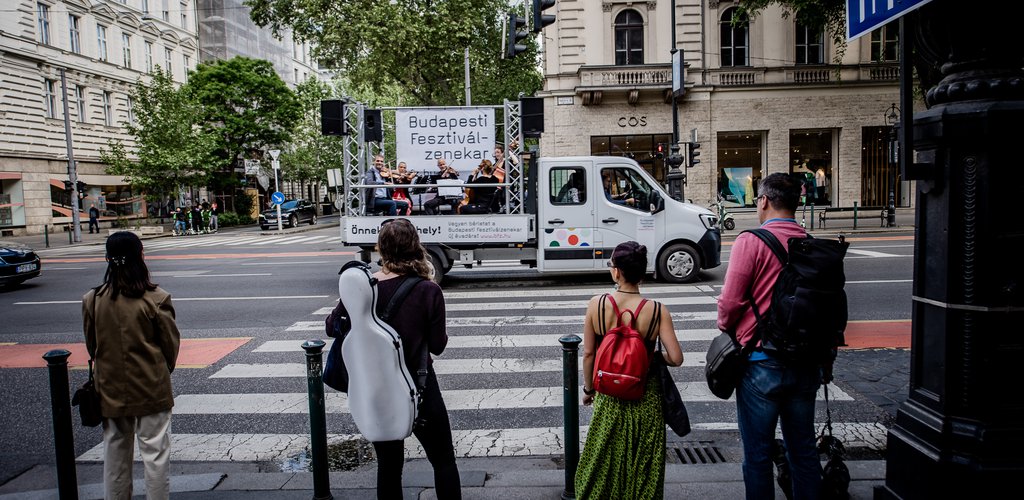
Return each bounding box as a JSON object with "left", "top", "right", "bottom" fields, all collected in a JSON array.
[
  {"left": 45, "top": 225, "right": 50, "bottom": 248},
  {"left": 68, "top": 226, "right": 73, "bottom": 244},
  {"left": 43, "top": 349, "right": 79, "bottom": 500},
  {"left": 559, "top": 334, "right": 582, "bottom": 500},
  {"left": 853, "top": 201, "right": 859, "bottom": 230},
  {"left": 301, "top": 340, "right": 333, "bottom": 500},
  {"left": 810, "top": 203, "right": 815, "bottom": 231}
]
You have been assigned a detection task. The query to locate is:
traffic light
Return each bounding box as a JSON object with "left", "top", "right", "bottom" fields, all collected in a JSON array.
[
  {"left": 506, "top": 13, "right": 529, "bottom": 59},
  {"left": 687, "top": 142, "right": 701, "bottom": 167},
  {"left": 76, "top": 180, "right": 87, "bottom": 194},
  {"left": 532, "top": 0, "right": 556, "bottom": 34},
  {"left": 655, "top": 143, "right": 665, "bottom": 159},
  {"left": 62, "top": 180, "right": 73, "bottom": 192}
]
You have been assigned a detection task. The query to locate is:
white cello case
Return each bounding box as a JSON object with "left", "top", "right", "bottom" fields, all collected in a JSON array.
[{"left": 339, "top": 264, "right": 418, "bottom": 442}]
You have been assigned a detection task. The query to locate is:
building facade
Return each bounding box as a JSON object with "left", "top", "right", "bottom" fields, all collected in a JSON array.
[
  {"left": 539, "top": 0, "right": 910, "bottom": 210},
  {"left": 1, "top": 0, "right": 199, "bottom": 235}
]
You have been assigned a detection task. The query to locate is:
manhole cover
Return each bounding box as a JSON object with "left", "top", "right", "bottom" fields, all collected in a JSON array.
[{"left": 671, "top": 441, "right": 727, "bottom": 464}]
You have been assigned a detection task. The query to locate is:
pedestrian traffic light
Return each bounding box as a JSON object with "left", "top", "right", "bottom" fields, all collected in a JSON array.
[
  {"left": 507, "top": 13, "right": 529, "bottom": 59},
  {"left": 62, "top": 180, "right": 73, "bottom": 192},
  {"left": 532, "top": 0, "right": 556, "bottom": 34},
  {"left": 655, "top": 143, "right": 665, "bottom": 159},
  {"left": 76, "top": 180, "right": 87, "bottom": 194},
  {"left": 687, "top": 142, "right": 701, "bottom": 168}
]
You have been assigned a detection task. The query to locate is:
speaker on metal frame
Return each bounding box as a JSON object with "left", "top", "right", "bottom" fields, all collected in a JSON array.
[
  {"left": 364, "top": 109, "right": 383, "bottom": 142},
  {"left": 320, "top": 100, "right": 347, "bottom": 136},
  {"left": 521, "top": 97, "right": 544, "bottom": 138}
]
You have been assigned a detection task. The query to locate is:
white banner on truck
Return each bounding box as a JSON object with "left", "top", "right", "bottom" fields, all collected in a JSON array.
[
  {"left": 343, "top": 215, "right": 530, "bottom": 244},
  {"left": 395, "top": 107, "right": 496, "bottom": 175}
]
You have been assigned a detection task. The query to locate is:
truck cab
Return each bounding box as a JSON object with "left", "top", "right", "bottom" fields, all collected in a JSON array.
[{"left": 536, "top": 156, "right": 720, "bottom": 282}]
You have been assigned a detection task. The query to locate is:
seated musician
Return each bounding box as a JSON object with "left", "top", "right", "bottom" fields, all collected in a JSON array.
[
  {"left": 459, "top": 160, "right": 499, "bottom": 214},
  {"left": 391, "top": 161, "right": 416, "bottom": 215},
  {"left": 423, "top": 158, "right": 462, "bottom": 215}
]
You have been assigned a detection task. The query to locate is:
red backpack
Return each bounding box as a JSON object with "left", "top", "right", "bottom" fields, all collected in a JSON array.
[{"left": 594, "top": 295, "right": 651, "bottom": 401}]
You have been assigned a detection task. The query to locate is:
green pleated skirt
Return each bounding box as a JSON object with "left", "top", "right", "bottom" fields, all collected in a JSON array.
[{"left": 575, "top": 376, "right": 666, "bottom": 500}]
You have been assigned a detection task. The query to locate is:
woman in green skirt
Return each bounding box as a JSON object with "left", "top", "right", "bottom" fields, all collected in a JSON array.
[{"left": 576, "top": 241, "right": 684, "bottom": 499}]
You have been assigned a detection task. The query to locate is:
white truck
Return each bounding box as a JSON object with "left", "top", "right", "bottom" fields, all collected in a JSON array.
[{"left": 342, "top": 156, "right": 721, "bottom": 284}]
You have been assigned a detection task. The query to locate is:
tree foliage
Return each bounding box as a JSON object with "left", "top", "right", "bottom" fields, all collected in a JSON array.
[
  {"left": 101, "top": 69, "right": 215, "bottom": 198},
  {"left": 185, "top": 56, "right": 302, "bottom": 168},
  {"left": 246, "top": 0, "right": 542, "bottom": 106}
]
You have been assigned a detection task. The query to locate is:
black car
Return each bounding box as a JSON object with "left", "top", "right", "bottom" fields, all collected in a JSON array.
[
  {"left": 260, "top": 199, "right": 318, "bottom": 230},
  {"left": 0, "top": 243, "right": 41, "bottom": 287}
]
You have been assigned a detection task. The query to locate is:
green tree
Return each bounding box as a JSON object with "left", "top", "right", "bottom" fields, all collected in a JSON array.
[
  {"left": 279, "top": 77, "right": 346, "bottom": 196},
  {"left": 246, "top": 0, "right": 542, "bottom": 105},
  {"left": 101, "top": 69, "right": 215, "bottom": 201},
  {"left": 186, "top": 56, "right": 302, "bottom": 170}
]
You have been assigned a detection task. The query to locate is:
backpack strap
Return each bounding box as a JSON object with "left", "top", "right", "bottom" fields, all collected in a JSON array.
[
  {"left": 645, "top": 300, "right": 661, "bottom": 341},
  {"left": 743, "top": 228, "right": 788, "bottom": 265},
  {"left": 379, "top": 276, "right": 427, "bottom": 391},
  {"left": 599, "top": 294, "right": 609, "bottom": 335},
  {"left": 605, "top": 293, "right": 622, "bottom": 322}
]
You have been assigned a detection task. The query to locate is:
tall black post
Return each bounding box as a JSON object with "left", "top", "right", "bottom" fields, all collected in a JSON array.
[
  {"left": 301, "top": 340, "right": 333, "bottom": 500},
  {"left": 876, "top": 1, "right": 1024, "bottom": 498},
  {"left": 559, "top": 334, "right": 581, "bottom": 500},
  {"left": 43, "top": 349, "right": 78, "bottom": 500}
]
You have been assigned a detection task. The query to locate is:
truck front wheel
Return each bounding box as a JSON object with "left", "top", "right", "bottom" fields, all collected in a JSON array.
[
  {"left": 658, "top": 243, "right": 701, "bottom": 283},
  {"left": 427, "top": 251, "right": 445, "bottom": 286}
]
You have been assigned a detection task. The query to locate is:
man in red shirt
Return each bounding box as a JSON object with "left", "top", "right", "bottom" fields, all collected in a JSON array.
[{"left": 718, "top": 173, "right": 823, "bottom": 499}]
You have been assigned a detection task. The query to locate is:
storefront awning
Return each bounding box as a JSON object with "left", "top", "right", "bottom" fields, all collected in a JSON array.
[{"left": 0, "top": 172, "right": 23, "bottom": 180}]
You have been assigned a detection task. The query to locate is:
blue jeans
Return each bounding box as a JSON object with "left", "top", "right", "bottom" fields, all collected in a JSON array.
[
  {"left": 736, "top": 357, "right": 822, "bottom": 500},
  {"left": 174, "top": 220, "right": 186, "bottom": 233},
  {"left": 372, "top": 197, "right": 397, "bottom": 216}
]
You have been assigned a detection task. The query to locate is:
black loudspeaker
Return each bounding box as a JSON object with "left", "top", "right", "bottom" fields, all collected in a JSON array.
[
  {"left": 364, "top": 109, "right": 383, "bottom": 142},
  {"left": 320, "top": 100, "right": 346, "bottom": 136},
  {"left": 521, "top": 97, "right": 544, "bottom": 138}
]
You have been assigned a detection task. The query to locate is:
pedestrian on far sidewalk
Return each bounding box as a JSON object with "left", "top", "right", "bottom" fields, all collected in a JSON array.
[
  {"left": 718, "top": 173, "right": 830, "bottom": 499},
  {"left": 88, "top": 203, "right": 100, "bottom": 234},
  {"left": 209, "top": 202, "right": 219, "bottom": 232},
  {"left": 83, "top": 231, "right": 181, "bottom": 500}
]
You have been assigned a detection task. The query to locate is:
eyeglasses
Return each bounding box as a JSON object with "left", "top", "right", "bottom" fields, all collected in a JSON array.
[{"left": 605, "top": 260, "right": 615, "bottom": 268}]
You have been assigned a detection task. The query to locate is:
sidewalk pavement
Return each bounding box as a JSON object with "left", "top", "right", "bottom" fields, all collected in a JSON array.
[
  {"left": 0, "top": 456, "right": 886, "bottom": 499},
  {"left": 724, "top": 207, "right": 915, "bottom": 237}
]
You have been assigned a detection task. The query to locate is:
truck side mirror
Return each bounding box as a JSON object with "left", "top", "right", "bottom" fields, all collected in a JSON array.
[{"left": 651, "top": 191, "right": 666, "bottom": 214}]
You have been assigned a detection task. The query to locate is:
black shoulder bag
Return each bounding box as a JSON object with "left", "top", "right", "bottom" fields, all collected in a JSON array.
[
  {"left": 73, "top": 296, "right": 103, "bottom": 427},
  {"left": 322, "top": 264, "right": 425, "bottom": 393}
]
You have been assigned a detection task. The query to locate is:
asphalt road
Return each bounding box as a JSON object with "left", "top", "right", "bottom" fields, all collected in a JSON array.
[{"left": 0, "top": 222, "right": 915, "bottom": 484}]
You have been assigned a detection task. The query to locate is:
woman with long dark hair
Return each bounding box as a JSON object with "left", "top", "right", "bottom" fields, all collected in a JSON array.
[
  {"left": 83, "top": 231, "right": 180, "bottom": 499},
  {"left": 575, "top": 241, "right": 684, "bottom": 499},
  {"left": 340, "top": 218, "right": 461, "bottom": 499}
]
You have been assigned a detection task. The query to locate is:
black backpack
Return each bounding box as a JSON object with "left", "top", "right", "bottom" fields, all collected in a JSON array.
[{"left": 744, "top": 229, "right": 849, "bottom": 364}]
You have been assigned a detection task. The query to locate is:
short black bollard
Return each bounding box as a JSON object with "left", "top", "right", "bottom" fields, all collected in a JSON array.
[
  {"left": 853, "top": 201, "right": 859, "bottom": 230},
  {"left": 810, "top": 203, "right": 815, "bottom": 231},
  {"left": 559, "top": 334, "right": 582, "bottom": 500},
  {"left": 45, "top": 225, "right": 50, "bottom": 248},
  {"left": 301, "top": 340, "right": 333, "bottom": 500},
  {"left": 43, "top": 349, "right": 79, "bottom": 500}
]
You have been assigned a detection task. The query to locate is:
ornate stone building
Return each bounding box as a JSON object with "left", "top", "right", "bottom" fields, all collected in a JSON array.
[{"left": 538, "top": 0, "right": 909, "bottom": 210}]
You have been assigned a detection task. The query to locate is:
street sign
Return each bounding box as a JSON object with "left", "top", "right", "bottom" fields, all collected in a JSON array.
[
  {"left": 267, "top": 149, "right": 281, "bottom": 161},
  {"left": 244, "top": 159, "right": 260, "bottom": 175},
  {"left": 847, "top": 0, "right": 933, "bottom": 41},
  {"left": 271, "top": 192, "right": 285, "bottom": 205},
  {"left": 326, "top": 169, "right": 343, "bottom": 188}
]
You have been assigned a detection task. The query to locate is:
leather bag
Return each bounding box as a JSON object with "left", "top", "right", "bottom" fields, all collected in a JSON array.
[
  {"left": 71, "top": 359, "right": 102, "bottom": 427},
  {"left": 653, "top": 332, "right": 691, "bottom": 437},
  {"left": 704, "top": 330, "right": 749, "bottom": 400}
]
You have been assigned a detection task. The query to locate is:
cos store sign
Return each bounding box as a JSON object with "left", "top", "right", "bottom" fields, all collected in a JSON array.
[{"left": 617, "top": 116, "right": 648, "bottom": 128}]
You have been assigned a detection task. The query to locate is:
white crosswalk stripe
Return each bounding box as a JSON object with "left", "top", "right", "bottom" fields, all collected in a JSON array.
[
  {"left": 36, "top": 234, "right": 340, "bottom": 256},
  {"left": 76, "top": 283, "right": 885, "bottom": 465}
]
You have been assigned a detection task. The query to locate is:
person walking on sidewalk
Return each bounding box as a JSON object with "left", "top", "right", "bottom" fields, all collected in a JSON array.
[
  {"left": 83, "top": 231, "right": 181, "bottom": 500},
  {"left": 718, "top": 173, "right": 826, "bottom": 499},
  {"left": 88, "top": 203, "right": 100, "bottom": 234},
  {"left": 575, "top": 241, "right": 683, "bottom": 499},
  {"left": 173, "top": 207, "right": 187, "bottom": 236},
  {"left": 209, "top": 202, "right": 219, "bottom": 232}
]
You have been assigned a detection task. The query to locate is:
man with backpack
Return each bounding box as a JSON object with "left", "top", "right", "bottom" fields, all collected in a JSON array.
[{"left": 718, "top": 173, "right": 848, "bottom": 500}]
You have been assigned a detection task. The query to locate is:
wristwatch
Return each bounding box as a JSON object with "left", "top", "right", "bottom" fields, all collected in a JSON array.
[{"left": 582, "top": 386, "right": 595, "bottom": 396}]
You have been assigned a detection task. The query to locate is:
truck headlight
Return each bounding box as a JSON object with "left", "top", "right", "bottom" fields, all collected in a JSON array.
[{"left": 699, "top": 214, "right": 718, "bottom": 230}]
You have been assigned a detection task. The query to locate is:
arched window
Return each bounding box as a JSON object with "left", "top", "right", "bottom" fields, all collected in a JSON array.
[
  {"left": 614, "top": 9, "right": 644, "bottom": 65},
  {"left": 796, "top": 22, "right": 824, "bottom": 64},
  {"left": 720, "top": 8, "right": 749, "bottom": 67}
]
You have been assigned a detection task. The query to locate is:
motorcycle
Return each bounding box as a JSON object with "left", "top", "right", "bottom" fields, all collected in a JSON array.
[{"left": 709, "top": 195, "right": 735, "bottom": 231}]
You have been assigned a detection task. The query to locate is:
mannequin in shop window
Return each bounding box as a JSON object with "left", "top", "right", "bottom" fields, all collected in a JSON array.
[
  {"left": 814, "top": 167, "right": 828, "bottom": 205},
  {"left": 796, "top": 161, "right": 816, "bottom": 205}
]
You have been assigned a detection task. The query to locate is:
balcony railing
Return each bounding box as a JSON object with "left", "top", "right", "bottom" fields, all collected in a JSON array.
[{"left": 577, "top": 64, "right": 672, "bottom": 90}]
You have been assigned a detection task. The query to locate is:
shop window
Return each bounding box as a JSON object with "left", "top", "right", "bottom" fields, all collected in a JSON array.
[
  {"left": 590, "top": 133, "right": 672, "bottom": 184},
  {"left": 550, "top": 167, "right": 586, "bottom": 205},
  {"left": 861, "top": 126, "right": 903, "bottom": 207},
  {"left": 614, "top": 9, "right": 644, "bottom": 66},
  {"left": 790, "top": 130, "right": 833, "bottom": 206},
  {"left": 795, "top": 23, "right": 824, "bottom": 64},
  {"left": 1, "top": 177, "right": 27, "bottom": 227},
  {"left": 717, "top": 131, "right": 764, "bottom": 207},
  {"left": 720, "top": 8, "right": 749, "bottom": 67},
  {"left": 870, "top": 23, "right": 898, "bottom": 62}
]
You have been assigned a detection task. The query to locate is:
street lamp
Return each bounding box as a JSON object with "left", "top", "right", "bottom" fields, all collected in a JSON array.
[{"left": 883, "top": 103, "right": 900, "bottom": 227}]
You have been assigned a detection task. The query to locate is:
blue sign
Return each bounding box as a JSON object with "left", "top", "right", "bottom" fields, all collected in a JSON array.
[
  {"left": 847, "top": 0, "right": 933, "bottom": 41},
  {"left": 271, "top": 192, "right": 285, "bottom": 205}
]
